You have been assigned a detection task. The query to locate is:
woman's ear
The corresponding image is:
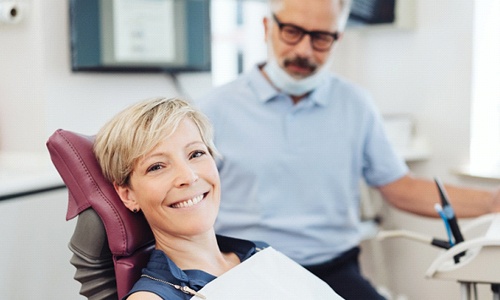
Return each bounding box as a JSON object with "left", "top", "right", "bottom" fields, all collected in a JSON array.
[{"left": 114, "top": 182, "right": 139, "bottom": 212}]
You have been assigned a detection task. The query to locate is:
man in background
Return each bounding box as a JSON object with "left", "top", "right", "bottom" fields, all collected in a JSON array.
[{"left": 197, "top": 0, "right": 500, "bottom": 298}]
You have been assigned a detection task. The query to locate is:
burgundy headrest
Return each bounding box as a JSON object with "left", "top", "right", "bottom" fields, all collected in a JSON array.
[{"left": 47, "top": 129, "right": 154, "bottom": 256}]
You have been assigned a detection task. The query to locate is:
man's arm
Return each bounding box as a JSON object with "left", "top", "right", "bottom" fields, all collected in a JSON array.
[{"left": 378, "top": 174, "right": 500, "bottom": 218}]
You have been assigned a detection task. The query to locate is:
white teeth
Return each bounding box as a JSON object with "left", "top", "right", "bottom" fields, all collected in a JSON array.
[{"left": 172, "top": 194, "right": 204, "bottom": 208}]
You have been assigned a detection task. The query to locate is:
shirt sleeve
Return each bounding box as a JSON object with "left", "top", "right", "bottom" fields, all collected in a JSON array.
[{"left": 361, "top": 100, "right": 409, "bottom": 187}]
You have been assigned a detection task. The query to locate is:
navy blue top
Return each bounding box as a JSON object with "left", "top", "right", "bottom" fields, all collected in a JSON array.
[{"left": 124, "top": 235, "right": 267, "bottom": 300}]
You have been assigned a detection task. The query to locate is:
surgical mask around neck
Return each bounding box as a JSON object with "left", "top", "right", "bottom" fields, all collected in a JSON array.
[{"left": 264, "top": 59, "right": 328, "bottom": 96}]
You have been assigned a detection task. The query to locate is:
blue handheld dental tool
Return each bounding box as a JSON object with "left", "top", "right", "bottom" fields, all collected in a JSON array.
[
  {"left": 434, "top": 177, "right": 464, "bottom": 244},
  {"left": 434, "top": 177, "right": 466, "bottom": 262},
  {"left": 434, "top": 203, "right": 454, "bottom": 247}
]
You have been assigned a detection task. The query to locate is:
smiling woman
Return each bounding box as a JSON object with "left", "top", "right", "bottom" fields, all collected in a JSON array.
[
  {"left": 92, "top": 97, "right": 268, "bottom": 299},
  {"left": 92, "top": 97, "right": 342, "bottom": 300}
]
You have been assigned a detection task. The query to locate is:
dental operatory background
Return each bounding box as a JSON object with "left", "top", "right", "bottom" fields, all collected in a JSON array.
[{"left": 1, "top": 0, "right": 500, "bottom": 299}]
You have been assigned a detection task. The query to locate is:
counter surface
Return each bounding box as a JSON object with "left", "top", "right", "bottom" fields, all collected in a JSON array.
[{"left": 0, "top": 151, "right": 64, "bottom": 200}]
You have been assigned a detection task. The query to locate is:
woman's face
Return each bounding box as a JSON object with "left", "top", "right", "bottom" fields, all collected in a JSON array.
[{"left": 116, "top": 117, "right": 220, "bottom": 239}]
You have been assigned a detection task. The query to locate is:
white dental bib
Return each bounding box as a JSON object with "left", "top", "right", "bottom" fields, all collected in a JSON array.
[{"left": 191, "top": 247, "right": 343, "bottom": 299}]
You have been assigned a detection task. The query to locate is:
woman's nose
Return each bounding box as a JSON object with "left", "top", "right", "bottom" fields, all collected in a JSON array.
[{"left": 174, "top": 162, "right": 199, "bottom": 187}]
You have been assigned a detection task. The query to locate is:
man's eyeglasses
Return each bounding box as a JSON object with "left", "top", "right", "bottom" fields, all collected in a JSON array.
[{"left": 272, "top": 14, "right": 339, "bottom": 52}]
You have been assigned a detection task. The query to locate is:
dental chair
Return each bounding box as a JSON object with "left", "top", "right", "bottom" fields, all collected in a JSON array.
[{"left": 47, "top": 129, "right": 155, "bottom": 299}]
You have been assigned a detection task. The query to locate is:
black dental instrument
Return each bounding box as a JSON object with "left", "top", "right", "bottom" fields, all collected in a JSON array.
[{"left": 434, "top": 177, "right": 466, "bottom": 262}]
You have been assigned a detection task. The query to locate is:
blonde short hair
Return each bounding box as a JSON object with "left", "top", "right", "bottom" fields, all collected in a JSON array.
[{"left": 94, "top": 97, "right": 217, "bottom": 187}]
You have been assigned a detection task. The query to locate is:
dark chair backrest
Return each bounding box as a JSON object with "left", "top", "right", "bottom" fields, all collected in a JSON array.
[{"left": 47, "top": 129, "right": 155, "bottom": 299}]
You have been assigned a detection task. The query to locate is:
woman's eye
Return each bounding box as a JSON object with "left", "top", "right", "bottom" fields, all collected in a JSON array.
[
  {"left": 190, "top": 150, "right": 206, "bottom": 159},
  {"left": 146, "top": 164, "right": 163, "bottom": 173}
]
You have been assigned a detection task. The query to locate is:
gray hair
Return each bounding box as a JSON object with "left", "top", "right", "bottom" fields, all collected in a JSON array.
[{"left": 269, "top": 0, "right": 352, "bottom": 31}]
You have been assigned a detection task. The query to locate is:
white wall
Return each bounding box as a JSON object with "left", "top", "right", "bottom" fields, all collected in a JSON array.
[
  {"left": 334, "top": 0, "right": 474, "bottom": 182},
  {"left": 0, "top": 0, "right": 213, "bottom": 153},
  {"left": 1, "top": 0, "right": 498, "bottom": 299}
]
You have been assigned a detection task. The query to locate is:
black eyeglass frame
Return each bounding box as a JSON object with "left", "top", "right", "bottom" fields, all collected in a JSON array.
[{"left": 272, "top": 14, "right": 339, "bottom": 52}]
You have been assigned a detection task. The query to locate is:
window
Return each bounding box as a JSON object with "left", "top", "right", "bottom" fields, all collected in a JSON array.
[
  {"left": 470, "top": 0, "right": 500, "bottom": 177},
  {"left": 210, "top": 0, "right": 267, "bottom": 86}
]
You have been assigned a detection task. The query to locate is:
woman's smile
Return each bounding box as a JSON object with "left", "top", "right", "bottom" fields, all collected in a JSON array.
[{"left": 170, "top": 192, "right": 207, "bottom": 208}]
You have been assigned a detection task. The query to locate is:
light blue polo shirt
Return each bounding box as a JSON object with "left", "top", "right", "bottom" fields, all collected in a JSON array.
[{"left": 197, "top": 65, "right": 408, "bottom": 265}]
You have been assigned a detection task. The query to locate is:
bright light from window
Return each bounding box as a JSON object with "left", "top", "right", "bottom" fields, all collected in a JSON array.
[
  {"left": 210, "top": 0, "right": 268, "bottom": 87},
  {"left": 470, "top": 0, "right": 500, "bottom": 177}
]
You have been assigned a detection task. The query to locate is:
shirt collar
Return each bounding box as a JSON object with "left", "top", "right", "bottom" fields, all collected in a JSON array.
[
  {"left": 308, "top": 78, "right": 330, "bottom": 107},
  {"left": 247, "top": 63, "right": 279, "bottom": 104}
]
